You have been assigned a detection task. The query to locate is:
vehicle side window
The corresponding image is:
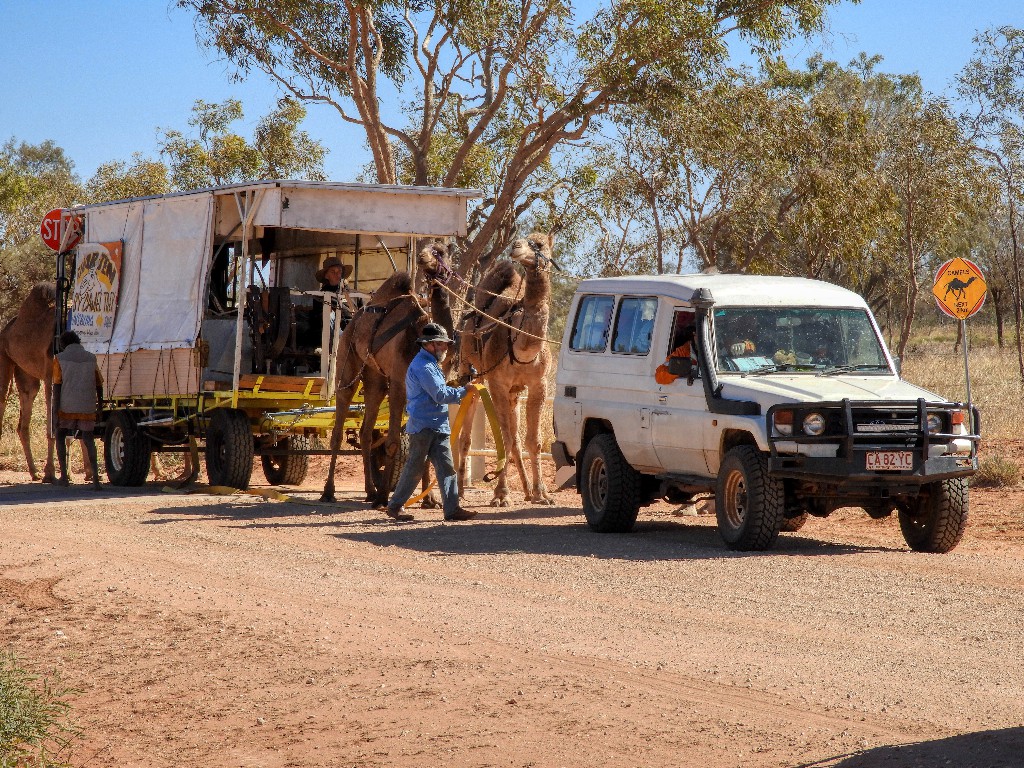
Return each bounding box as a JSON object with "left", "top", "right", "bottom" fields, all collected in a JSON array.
[
  {"left": 612, "top": 296, "right": 658, "bottom": 355},
  {"left": 570, "top": 294, "right": 615, "bottom": 352}
]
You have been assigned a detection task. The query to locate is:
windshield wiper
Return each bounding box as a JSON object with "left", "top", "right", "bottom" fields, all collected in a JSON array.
[{"left": 817, "top": 364, "right": 889, "bottom": 377}]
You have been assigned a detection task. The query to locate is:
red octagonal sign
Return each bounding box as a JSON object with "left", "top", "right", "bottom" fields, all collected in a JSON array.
[{"left": 40, "top": 208, "right": 82, "bottom": 252}]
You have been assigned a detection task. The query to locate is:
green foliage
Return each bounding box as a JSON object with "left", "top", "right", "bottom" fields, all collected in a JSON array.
[
  {"left": 85, "top": 153, "right": 171, "bottom": 203},
  {"left": 0, "top": 140, "right": 81, "bottom": 319},
  {"left": 159, "top": 97, "right": 326, "bottom": 189},
  {"left": 0, "top": 651, "right": 80, "bottom": 767}
]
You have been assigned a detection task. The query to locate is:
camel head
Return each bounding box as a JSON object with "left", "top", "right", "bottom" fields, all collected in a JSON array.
[
  {"left": 28, "top": 282, "right": 57, "bottom": 311},
  {"left": 417, "top": 241, "right": 452, "bottom": 281},
  {"left": 510, "top": 233, "right": 554, "bottom": 271}
]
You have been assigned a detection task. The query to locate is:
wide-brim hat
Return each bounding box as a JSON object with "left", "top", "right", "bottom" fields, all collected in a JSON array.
[
  {"left": 315, "top": 256, "right": 353, "bottom": 282},
  {"left": 416, "top": 322, "right": 455, "bottom": 345}
]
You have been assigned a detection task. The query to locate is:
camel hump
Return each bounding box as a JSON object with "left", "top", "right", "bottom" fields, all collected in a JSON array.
[{"left": 475, "top": 260, "right": 522, "bottom": 311}]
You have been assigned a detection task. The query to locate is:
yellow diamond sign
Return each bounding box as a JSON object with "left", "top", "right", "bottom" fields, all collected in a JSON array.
[{"left": 932, "top": 257, "right": 987, "bottom": 320}]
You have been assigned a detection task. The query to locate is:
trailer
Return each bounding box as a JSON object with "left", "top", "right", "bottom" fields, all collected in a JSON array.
[{"left": 58, "top": 180, "right": 479, "bottom": 489}]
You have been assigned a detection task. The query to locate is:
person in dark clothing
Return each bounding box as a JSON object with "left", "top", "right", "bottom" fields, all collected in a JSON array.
[
  {"left": 51, "top": 331, "right": 102, "bottom": 488},
  {"left": 314, "top": 256, "right": 355, "bottom": 342},
  {"left": 385, "top": 323, "right": 476, "bottom": 523}
]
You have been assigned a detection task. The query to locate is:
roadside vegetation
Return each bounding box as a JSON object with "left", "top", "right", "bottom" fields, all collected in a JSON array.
[{"left": 0, "top": 651, "right": 79, "bottom": 768}]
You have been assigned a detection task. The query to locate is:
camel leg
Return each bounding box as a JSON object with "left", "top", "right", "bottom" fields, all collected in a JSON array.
[
  {"left": 359, "top": 373, "right": 389, "bottom": 507},
  {"left": 321, "top": 372, "right": 360, "bottom": 503},
  {"left": 524, "top": 380, "right": 554, "bottom": 504},
  {"left": 380, "top": 380, "right": 409, "bottom": 510},
  {"left": 0, "top": 354, "right": 36, "bottom": 480},
  {"left": 455, "top": 393, "right": 481, "bottom": 498},
  {"left": 487, "top": 385, "right": 524, "bottom": 507},
  {"left": 12, "top": 370, "right": 41, "bottom": 481},
  {"left": 506, "top": 386, "right": 533, "bottom": 500}
]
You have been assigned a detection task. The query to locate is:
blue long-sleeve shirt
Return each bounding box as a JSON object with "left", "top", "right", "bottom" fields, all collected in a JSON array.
[{"left": 404, "top": 348, "right": 466, "bottom": 434}]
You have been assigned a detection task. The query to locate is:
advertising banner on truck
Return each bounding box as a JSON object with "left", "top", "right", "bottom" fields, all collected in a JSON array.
[{"left": 68, "top": 241, "right": 122, "bottom": 344}]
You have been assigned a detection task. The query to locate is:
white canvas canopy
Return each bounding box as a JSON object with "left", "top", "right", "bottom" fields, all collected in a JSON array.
[
  {"left": 71, "top": 181, "right": 478, "bottom": 358},
  {"left": 76, "top": 195, "right": 214, "bottom": 354}
]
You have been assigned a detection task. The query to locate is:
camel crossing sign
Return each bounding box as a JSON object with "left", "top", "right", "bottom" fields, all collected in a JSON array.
[{"left": 932, "top": 257, "right": 987, "bottom": 320}]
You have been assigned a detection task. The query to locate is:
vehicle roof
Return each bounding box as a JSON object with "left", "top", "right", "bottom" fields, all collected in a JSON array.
[
  {"left": 576, "top": 273, "right": 869, "bottom": 309},
  {"left": 68, "top": 178, "right": 482, "bottom": 212}
]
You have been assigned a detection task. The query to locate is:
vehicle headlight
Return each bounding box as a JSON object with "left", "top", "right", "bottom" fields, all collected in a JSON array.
[
  {"left": 774, "top": 410, "right": 794, "bottom": 436},
  {"left": 803, "top": 412, "right": 826, "bottom": 436},
  {"left": 926, "top": 414, "right": 942, "bottom": 434}
]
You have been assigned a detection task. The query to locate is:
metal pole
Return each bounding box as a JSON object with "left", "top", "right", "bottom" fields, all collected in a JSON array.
[
  {"left": 231, "top": 190, "right": 262, "bottom": 408},
  {"left": 961, "top": 318, "right": 973, "bottom": 433}
]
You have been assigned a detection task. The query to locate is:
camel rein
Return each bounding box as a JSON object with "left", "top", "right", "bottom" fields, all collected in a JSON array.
[{"left": 435, "top": 280, "right": 562, "bottom": 346}]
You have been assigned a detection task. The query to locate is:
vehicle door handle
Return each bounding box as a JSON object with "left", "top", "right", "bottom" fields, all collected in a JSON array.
[{"left": 658, "top": 396, "right": 667, "bottom": 404}]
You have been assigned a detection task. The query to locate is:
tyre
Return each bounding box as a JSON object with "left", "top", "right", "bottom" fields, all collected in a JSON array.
[
  {"left": 580, "top": 433, "right": 641, "bottom": 533},
  {"left": 781, "top": 512, "right": 808, "bottom": 533},
  {"left": 715, "top": 445, "right": 784, "bottom": 551},
  {"left": 104, "top": 411, "right": 152, "bottom": 486},
  {"left": 261, "top": 434, "right": 310, "bottom": 486},
  {"left": 898, "top": 478, "right": 968, "bottom": 553},
  {"left": 206, "top": 408, "right": 254, "bottom": 489}
]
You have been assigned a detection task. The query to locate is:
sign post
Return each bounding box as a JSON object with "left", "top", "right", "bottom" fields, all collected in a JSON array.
[{"left": 931, "top": 257, "right": 988, "bottom": 434}]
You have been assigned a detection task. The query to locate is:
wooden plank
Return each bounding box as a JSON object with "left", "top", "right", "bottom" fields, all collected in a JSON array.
[
  {"left": 238, "top": 374, "right": 325, "bottom": 393},
  {"left": 100, "top": 348, "right": 199, "bottom": 397}
]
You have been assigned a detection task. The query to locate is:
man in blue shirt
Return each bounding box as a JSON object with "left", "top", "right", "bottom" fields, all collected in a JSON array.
[{"left": 386, "top": 323, "right": 477, "bottom": 522}]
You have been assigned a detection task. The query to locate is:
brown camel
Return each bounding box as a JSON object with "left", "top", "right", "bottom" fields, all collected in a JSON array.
[
  {"left": 0, "top": 283, "right": 186, "bottom": 484},
  {"left": 321, "top": 242, "right": 455, "bottom": 506},
  {"left": 456, "top": 233, "right": 555, "bottom": 506},
  {"left": 0, "top": 283, "right": 93, "bottom": 481}
]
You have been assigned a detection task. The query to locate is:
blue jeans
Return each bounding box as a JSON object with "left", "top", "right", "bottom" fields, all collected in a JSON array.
[{"left": 388, "top": 429, "right": 461, "bottom": 517}]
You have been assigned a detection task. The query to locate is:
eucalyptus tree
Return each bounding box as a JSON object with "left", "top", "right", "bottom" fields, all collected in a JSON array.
[
  {"left": 0, "top": 140, "right": 81, "bottom": 316},
  {"left": 180, "top": 0, "right": 845, "bottom": 276},
  {"left": 959, "top": 26, "right": 1024, "bottom": 379},
  {"left": 159, "top": 97, "right": 327, "bottom": 189}
]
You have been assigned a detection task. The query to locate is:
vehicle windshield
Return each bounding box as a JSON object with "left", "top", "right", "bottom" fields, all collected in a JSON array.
[{"left": 712, "top": 307, "right": 891, "bottom": 375}]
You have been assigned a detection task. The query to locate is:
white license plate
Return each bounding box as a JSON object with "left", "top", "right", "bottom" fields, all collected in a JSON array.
[{"left": 866, "top": 451, "right": 913, "bottom": 471}]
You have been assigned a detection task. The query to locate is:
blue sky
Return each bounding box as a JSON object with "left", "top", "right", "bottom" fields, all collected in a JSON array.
[{"left": 1, "top": 0, "right": 1020, "bottom": 184}]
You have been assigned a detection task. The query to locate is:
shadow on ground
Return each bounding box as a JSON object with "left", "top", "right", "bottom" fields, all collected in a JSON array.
[{"left": 799, "top": 727, "right": 1024, "bottom": 768}]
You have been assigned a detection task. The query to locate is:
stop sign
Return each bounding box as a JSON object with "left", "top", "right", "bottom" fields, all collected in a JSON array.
[{"left": 39, "top": 208, "right": 82, "bottom": 252}]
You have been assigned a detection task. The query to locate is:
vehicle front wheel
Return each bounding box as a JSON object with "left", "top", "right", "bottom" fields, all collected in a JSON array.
[
  {"left": 580, "top": 433, "right": 641, "bottom": 533},
  {"left": 716, "top": 446, "right": 784, "bottom": 551},
  {"left": 261, "top": 434, "right": 310, "bottom": 486},
  {"left": 104, "top": 411, "right": 152, "bottom": 486},
  {"left": 897, "top": 478, "right": 968, "bottom": 553},
  {"left": 206, "top": 408, "right": 254, "bottom": 489}
]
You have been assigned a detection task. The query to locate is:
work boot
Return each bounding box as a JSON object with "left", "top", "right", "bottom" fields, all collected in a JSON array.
[
  {"left": 385, "top": 507, "right": 415, "bottom": 522},
  {"left": 444, "top": 507, "right": 477, "bottom": 522}
]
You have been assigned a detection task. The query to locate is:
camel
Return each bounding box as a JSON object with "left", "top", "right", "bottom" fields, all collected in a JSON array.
[
  {"left": 456, "top": 232, "right": 555, "bottom": 506},
  {"left": 0, "top": 283, "right": 187, "bottom": 484},
  {"left": 321, "top": 242, "right": 455, "bottom": 506},
  {"left": 0, "top": 283, "right": 93, "bottom": 482}
]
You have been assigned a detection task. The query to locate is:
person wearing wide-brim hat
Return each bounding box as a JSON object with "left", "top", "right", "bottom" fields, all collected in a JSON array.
[
  {"left": 315, "top": 255, "right": 353, "bottom": 291},
  {"left": 385, "top": 322, "right": 477, "bottom": 522}
]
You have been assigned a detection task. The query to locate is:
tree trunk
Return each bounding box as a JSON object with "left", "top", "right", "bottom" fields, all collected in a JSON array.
[{"left": 991, "top": 286, "right": 1004, "bottom": 347}]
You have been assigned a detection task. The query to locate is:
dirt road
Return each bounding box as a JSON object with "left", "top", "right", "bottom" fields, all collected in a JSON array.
[{"left": 2, "top": 465, "right": 1023, "bottom": 767}]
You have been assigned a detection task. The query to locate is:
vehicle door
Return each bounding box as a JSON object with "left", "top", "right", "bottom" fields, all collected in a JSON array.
[{"left": 650, "top": 307, "right": 709, "bottom": 476}]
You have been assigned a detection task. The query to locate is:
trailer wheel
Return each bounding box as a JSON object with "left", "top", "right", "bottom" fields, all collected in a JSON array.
[
  {"left": 261, "top": 434, "right": 310, "bottom": 486},
  {"left": 580, "top": 433, "right": 641, "bottom": 533},
  {"left": 716, "top": 446, "right": 784, "bottom": 551},
  {"left": 206, "top": 408, "right": 254, "bottom": 489},
  {"left": 898, "top": 478, "right": 968, "bottom": 553},
  {"left": 104, "top": 411, "right": 152, "bottom": 486}
]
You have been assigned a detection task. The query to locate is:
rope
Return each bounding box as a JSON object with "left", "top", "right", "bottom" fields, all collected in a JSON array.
[{"left": 436, "top": 281, "right": 561, "bottom": 346}]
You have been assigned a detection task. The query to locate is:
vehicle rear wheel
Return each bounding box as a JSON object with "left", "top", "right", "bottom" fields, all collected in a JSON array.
[
  {"left": 897, "top": 478, "right": 968, "bottom": 553},
  {"left": 104, "top": 411, "right": 152, "bottom": 486},
  {"left": 716, "top": 445, "right": 784, "bottom": 551},
  {"left": 206, "top": 408, "right": 254, "bottom": 489},
  {"left": 261, "top": 434, "right": 310, "bottom": 486},
  {"left": 580, "top": 433, "right": 641, "bottom": 533}
]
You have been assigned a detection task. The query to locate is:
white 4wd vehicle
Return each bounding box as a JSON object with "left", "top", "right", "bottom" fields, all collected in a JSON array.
[{"left": 551, "top": 274, "right": 979, "bottom": 552}]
